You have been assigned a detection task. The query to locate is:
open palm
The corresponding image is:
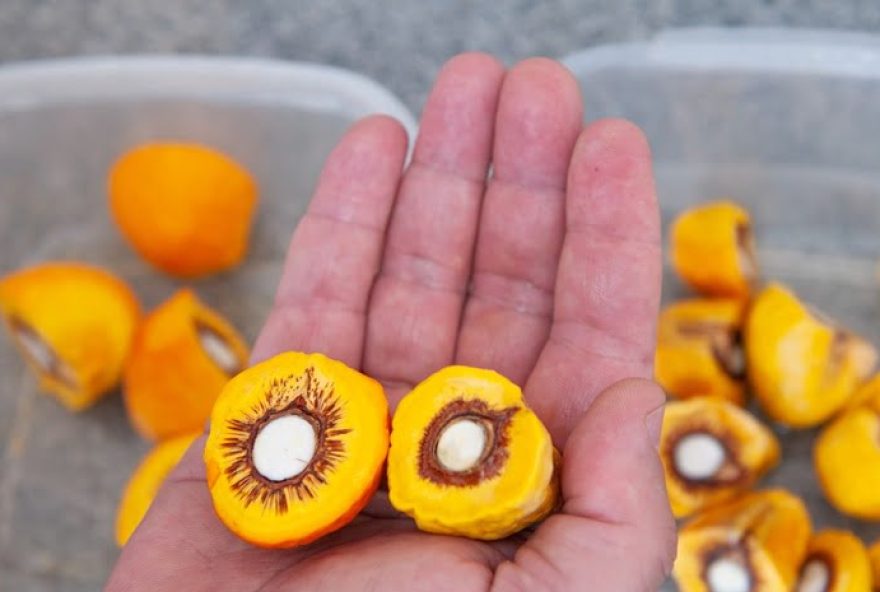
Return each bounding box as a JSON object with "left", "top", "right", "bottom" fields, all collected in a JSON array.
[{"left": 106, "top": 54, "right": 675, "bottom": 592}]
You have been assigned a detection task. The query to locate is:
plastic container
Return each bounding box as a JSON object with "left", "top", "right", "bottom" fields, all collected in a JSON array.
[
  {"left": 0, "top": 57, "right": 415, "bottom": 591},
  {"left": 563, "top": 28, "right": 880, "bottom": 588}
]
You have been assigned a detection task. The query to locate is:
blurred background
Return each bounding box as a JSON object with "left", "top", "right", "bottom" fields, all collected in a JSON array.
[{"left": 2, "top": 1, "right": 880, "bottom": 591}]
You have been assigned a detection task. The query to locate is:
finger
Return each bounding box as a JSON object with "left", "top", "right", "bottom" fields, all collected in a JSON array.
[
  {"left": 455, "top": 58, "right": 582, "bottom": 385},
  {"left": 525, "top": 118, "right": 661, "bottom": 443},
  {"left": 491, "top": 379, "right": 676, "bottom": 592},
  {"left": 364, "top": 53, "right": 505, "bottom": 401},
  {"left": 252, "top": 115, "right": 408, "bottom": 367}
]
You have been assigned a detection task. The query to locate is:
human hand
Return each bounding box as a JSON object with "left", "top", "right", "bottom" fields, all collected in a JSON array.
[{"left": 106, "top": 53, "right": 675, "bottom": 592}]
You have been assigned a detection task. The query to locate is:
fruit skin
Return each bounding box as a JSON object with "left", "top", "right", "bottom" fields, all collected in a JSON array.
[
  {"left": 815, "top": 405, "right": 880, "bottom": 519},
  {"left": 108, "top": 141, "right": 258, "bottom": 278},
  {"left": 797, "top": 530, "right": 872, "bottom": 592},
  {"left": 673, "top": 489, "right": 811, "bottom": 592},
  {"left": 115, "top": 432, "right": 200, "bottom": 546},
  {"left": 124, "top": 289, "right": 249, "bottom": 441},
  {"left": 745, "top": 283, "right": 876, "bottom": 428},
  {"left": 0, "top": 262, "right": 141, "bottom": 410},
  {"left": 204, "top": 352, "right": 389, "bottom": 549},
  {"left": 869, "top": 540, "right": 880, "bottom": 588},
  {"left": 655, "top": 298, "right": 747, "bottom": 405},
  {"left": 387, "top": 365, "right": 558, "bottom": 541},
  {"left": 660, "top": 399, "right": 779, "bottom": 518},
  {"left": 671, "top": 200, "right": 756, "bottom": 299}
]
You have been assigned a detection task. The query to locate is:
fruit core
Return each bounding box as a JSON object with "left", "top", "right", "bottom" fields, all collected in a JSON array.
[
  {"left": 252, "top": 414, "right": 318, "bottom": 482},
  {"left": 704, "top": 546, "right": 753, "bottom": 592},
  {"left": 195, "top": 320, "right": 242, "bottom": 374},
  {"left": 9, "top": 316, "right": 77, "bottom": 386},
  {"left": 797, "top": 556, "right": 831, "bottom": 592}
]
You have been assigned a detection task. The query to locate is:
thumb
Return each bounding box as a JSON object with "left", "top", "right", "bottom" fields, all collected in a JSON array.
[{"left": 493, "top": 379, "right": 676, "bottom": 592}]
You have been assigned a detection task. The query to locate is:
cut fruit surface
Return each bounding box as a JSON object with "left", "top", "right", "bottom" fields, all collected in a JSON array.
[
  {"left": 124, "top": 289, "right": 248, "bottom": 440},
  {"left": 661, "top": 399, "right": 779, "bottom": 518},
  {"left": 795, "top": 530, "right": 871, "bottom": 592},
  {"left": 0, "top": 262, "right": 141, "bottom": 410},
  {"left": 204, "top": 352, "right": 388, "bottom": 548},
  {"left": 387, "top": 365, "right": 558, "bottom": 540},
  {"left": 673, "top": 489, "right": 811, "bottom": 592},
  {"left": 655, "top": 298, "right": 747, "bottom": 405}
]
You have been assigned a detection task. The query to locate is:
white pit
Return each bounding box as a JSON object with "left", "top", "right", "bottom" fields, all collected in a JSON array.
[
  {"left": 797, "top": 559, "right": 831, "bottom": 592},
  {"left": 251, "top": 415, "right": 317, "bottom": 482},
  {"left": 13, "top": 323, "right": 56, "bottom": 373},
  {"left": 706, "top": 556, "right": 751, "bottom": 592},
  {"left": 198, "top": 326, "right": 240, "bottom": 374},
  {"left": 436, "top": 418, "right": 488, "bottom": 472},
  {"left": 674, "top": 432, "right": 726, "bottom": 481}
]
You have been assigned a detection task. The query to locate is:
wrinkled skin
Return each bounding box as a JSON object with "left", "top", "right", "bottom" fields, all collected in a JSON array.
[{"left": 106, "top": 53, "right": 676, "bottom": 592}]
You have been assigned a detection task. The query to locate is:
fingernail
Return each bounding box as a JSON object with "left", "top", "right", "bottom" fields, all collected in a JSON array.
[{"left": 645, "top": 402, "right": 666, "bottom": 449}]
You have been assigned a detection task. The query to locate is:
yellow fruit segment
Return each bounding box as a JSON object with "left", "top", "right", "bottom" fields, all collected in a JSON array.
[
  {"left": 660, "top": 399, "right": 779, "bottom": 518},
  {"left": 204, "top": 352, "right": 389, "bottom": 548},
  {"left": 124, "top": 289, "right": 249, "bottom": 441},
  {"left": 815, "top": 406, "right": 880, "bottom": 519},
  {"left": 655, "top": 298, "right": 747, "bottom": 405},
  {"left": 795, "top": 530, "right": 872, "bottom": 592},
  {"left": 108, "top": 141, "right": 258, "bottom": 278},
  {"left": 115, "top": 433, "right": 199, "bottom": 546},
  {"left": 671, "top": 200, "right": 756, "bottom": 299},
  {"left": 387, "top": 366, "right": 558, "bottom": 540},
  {"left": 674, "top": 489, "right": 811, "bottom": 592},
  {"left": 0, "top": 262, "right": 141, "bottom": 410},
  {"left": 745, "top": 283, "right": 876, "bottom": 427}
]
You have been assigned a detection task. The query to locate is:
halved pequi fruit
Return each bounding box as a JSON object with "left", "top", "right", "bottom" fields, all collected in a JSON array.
[
  {"left": 387, "top": 366, "right": 559, "bottom": 540},
  {"left": 670, "top": 200, "right": 757, "bottom": 300},
  {"left": 660, "top": 399, "right": 780, "bottom": 518},
  {"left": 0, "top": 262, "right": 141, "bottom": 410},
  {"left": 814, "top": 403, "right": 880, "bottom": 520},
  {"left": 115, "top": 432, "right": 200, "bottom": 546},
  {"left": 673, "top": 488, "right": 811, "bottom": 592},
  {"left": 204, "top": 352, "right": 388, "bottom": 548},
  {"left": 794, "top": 530, "right": 872, "bottom": 592},
  {"left": 745, "top": 283, "right": 876, "bottom": 428},
  {"left": 124, "top": 289, "right": 249, "bottom": 440},
  {"left": 108, "top": 141, "right": 258, "bottom": 278},
  {"left": 655, "top": 299, "right": 748, "bottom": 405}
]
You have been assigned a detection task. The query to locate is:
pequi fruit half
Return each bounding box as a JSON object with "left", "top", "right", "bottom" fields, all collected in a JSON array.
[
  {"left": 814, "top": 403, "right": 880, "bottom": 520},
  {"left": 204, "top": 352, "right": 388, "bottom": 548},
  {"left": 387, "top": 366, "right": 558, "bottom": 540},
  {"left": 660, "top": 399, "right": 780, "bottom": 518},
  {"left": 124, "top": 289, "right": 249, "bottom": 440},
  {"left": 869, "top": 540, "right": 880, "bottom": 590},
  {"left": 108, "top": 141, "right": 258, "bottom": 278},
  {"left": 794, "top": 530, "right": 872, "bottom": 592},
  {"left": 670, "top": 200, "right": 757, "bottom": 300},
  {"left": 115, "top": 432, "right": 199, "bottom": 546},
  {"left": 0, "top": 262, "right": 141, "bottom": 410},
  {"left": 673, "top": 489, "right": 811, "bottom": 592},
  {"left": 655, "top": 298, "right": 747, "bottom": 405},
  {"left": 745, "top": 283, "right": 876, "bottom": 428}
]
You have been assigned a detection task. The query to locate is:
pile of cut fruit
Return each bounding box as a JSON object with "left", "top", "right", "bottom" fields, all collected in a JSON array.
[{"left": 661, "top": 201, "right": 880, "bottom": 591}]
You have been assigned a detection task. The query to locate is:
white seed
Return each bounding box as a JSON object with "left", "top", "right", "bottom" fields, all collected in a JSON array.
[
  {"left": 797, "top": 559, "right": 831, "bottom": 592},
  {"left": 436, "top": 418, "right": 488, "bottom": 472},
  {"left": 706, "top": 556, "right": 751, "bottom": 592},
  {"left": 13, "top": 323, "right": 56, "bottom": 373},
  {"left": 674, "top": 432, "right": 726, "bottom": 481},
  {"left": 252, "top": 415, "right": 317, "bottom": 482},
  {"left": 198, "top": 326, "right": 240, "bottom": 374}
]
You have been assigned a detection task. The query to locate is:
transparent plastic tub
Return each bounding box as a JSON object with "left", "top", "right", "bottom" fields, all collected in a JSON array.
[
  {"left": 563, "top": 28, "right": 880, "bottom": 588},
  {"left": 0, "top": 56, "right": 415, "bottom": 591}
]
